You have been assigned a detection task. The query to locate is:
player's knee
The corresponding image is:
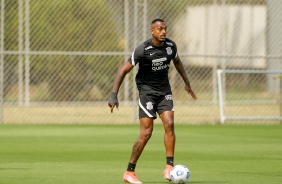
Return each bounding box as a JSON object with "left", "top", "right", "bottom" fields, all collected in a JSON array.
[
  {"left": 140, "top": 129, "right": 153, "bottom": 140},
  {"left": 164, "top": 120, "right": 174, "bottom": 131}
]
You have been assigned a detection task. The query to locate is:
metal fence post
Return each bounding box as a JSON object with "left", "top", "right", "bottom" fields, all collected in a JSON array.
[
  {"left": 0, "top": 0, "right": 5, "bottom": 124},
  {"left": 24, "top": 0, "right": 30, "bottom": 106}
]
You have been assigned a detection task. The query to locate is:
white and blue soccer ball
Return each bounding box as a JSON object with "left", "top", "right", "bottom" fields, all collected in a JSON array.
[{"left": 170, "top": 164, "right": 190, "bottom": 184}]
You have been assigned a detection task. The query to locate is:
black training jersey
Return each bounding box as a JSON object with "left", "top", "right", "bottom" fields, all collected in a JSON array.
[{"left": 128, "top": 38, "right": 178, "bottom": 95}]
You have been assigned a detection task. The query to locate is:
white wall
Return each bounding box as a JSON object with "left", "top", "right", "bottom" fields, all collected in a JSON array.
[{"left": 173, "top": 5, "right": 266, "bottom": 68}]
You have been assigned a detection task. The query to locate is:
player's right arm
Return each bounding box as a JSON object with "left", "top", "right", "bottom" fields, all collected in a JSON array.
[{"left": 108, "top": 61, "right": 134, "bottom": 113}]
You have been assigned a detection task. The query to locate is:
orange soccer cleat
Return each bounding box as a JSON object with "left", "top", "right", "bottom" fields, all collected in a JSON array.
[
  {"left": 123, "top": 171, "right": 143, "bottom": 184},
  {"left": 163, "top": 164, "right": 173, "bottom": 181}
]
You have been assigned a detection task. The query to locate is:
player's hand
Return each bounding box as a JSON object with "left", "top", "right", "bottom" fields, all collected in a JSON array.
[
  {"left": 108, "top": 92, "right": 119, "bottom": 113},
  {"left": 185, "top": 85, "right": 198, "bottom": 100}
]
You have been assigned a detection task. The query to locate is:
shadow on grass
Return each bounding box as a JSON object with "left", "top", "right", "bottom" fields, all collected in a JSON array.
[
  {"left": 143, "top": 181, "right": 226, "bottom": 184},
  {"left": 0, "top": 168, "right": 28, "bottom": 170}
]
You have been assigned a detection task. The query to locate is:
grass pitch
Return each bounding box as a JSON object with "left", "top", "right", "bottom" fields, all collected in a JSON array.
[{"left": 0, "top": 124, "right": 281, "bottom": 184}]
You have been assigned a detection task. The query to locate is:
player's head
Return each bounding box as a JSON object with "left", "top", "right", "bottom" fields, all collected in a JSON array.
[{"left": 150, "top": 19, "right": 166, "bottom": 43}]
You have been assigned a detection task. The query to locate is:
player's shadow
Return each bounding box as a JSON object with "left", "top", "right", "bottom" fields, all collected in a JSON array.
[
  {"left": 186, "top": 182, "right": 226, "bottom": 184},
  {"left": 144, "top": 181, "right": 225, "bottom": 184},
  {"left": 0, "top": 168, "right": 27, "bottom": 170}
]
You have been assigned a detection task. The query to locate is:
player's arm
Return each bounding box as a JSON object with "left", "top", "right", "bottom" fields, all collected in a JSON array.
[
  {"left": 108, "top": 61, "right": 134, "bottom": 113},
  {"left": 173, "top": 55, "right": 197, "bottom": 100}
]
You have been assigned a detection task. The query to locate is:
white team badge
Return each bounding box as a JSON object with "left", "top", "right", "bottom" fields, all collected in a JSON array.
[
  {"left": 166, "top": 47, "right": 172, "bottom": 55},
  {"left": 165, "top": 95, "right": 173, "bottom": 100},
  {"left": 146, "top": 102, "right": 153, "bottom": 110}
]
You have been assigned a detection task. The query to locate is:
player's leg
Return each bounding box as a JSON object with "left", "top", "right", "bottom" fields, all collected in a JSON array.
[
  {"left": 160, "top": 111, "right": 175, "bottom": 181},
  {"left": 128, "top": 94, "right": 157, "bottom": 164},
  {"left": 124, "top": 93, "right": 156, "bottom": 184},
  {"left": 129, "top": 117, "right": 154, "bottom": 164},
  {"left": 157, "top": 94, "right": 175, "bottom": 181},
  {"left": 157, "top": 94, "right": 175, "bottom": 161},
  {"left": 123, "top": 117, "right": 153, "bottom": 184},
  {"left": 160, "top": 110, "right": 175, "bottom": 158}
]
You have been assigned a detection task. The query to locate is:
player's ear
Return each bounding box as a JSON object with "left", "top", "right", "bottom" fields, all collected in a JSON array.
[
  {"left": 150, "top": 23, "right": 155, "bottom": 34},
  {"left": 150, "top": 28, "right": 153, "bottom": 35}
]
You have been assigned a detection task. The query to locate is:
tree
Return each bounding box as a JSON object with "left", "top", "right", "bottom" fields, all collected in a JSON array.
[{"left": 29, "top": 0, "right": 121, "bottom": 101}]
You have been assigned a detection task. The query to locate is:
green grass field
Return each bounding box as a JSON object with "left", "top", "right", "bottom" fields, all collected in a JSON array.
[{"left": 0, "top": 124, "right": 282, "bottom": 184}]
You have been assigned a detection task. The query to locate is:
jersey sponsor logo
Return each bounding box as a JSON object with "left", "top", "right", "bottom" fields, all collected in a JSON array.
[
  {"left": 152, "top": 57, "right": 167, "bottom": 63},
  {"left": 146, "top": 102, "right": 154, "bottom": 110},
  {"left": 152, "top": 64, "right": 170, "bottom": 71},
  {"left": 166, "top": 42, "right": 173, "bottom": 46},
  {"left": 152, "top": 57, "right": 169, "bottom": 71},
  {"left": 166, "top": 47, "right": 172, "bottom": 55},
  {"left": 150, "top": 52, "right": 155, "bottom": 56},
  {"left": 145, "top": 46, "right": 153, "bottom": 50},
  {"left": 165, "top": 94, "right": 173, "bottom": 100}
]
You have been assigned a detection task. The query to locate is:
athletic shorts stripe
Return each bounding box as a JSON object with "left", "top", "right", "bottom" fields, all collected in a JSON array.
[{"left": 139, "top": 99, "right": 153, "bottom": 118}]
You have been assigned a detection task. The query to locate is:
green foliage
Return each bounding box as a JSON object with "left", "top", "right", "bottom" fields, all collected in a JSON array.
[
  {"left": 30, "top": 0, "right": 120, "bottom": 52},
  {"left": 4, "top": 0, "right": 121, "bottom": 101},
  {"left": 29, "top": 0, "right": 121, "bottom": 101}
]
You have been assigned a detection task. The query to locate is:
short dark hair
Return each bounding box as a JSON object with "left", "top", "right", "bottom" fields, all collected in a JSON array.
[{"left": 151, "top": 19, "right": 164, "bottom": 24}]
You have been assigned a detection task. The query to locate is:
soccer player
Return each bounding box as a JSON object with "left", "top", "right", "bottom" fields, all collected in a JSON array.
[{"left": 108, "top": 19, "right": 197, "bottom": 184}]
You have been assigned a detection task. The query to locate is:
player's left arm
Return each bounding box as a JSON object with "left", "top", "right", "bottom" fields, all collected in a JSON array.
[{"left": 173, "top": 55, "right": 198, "bottom": 100}]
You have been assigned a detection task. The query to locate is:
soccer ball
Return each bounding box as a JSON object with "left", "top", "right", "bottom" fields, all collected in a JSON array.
[{"left": 170, "top": 164, "right": 190, "bottom": 184}]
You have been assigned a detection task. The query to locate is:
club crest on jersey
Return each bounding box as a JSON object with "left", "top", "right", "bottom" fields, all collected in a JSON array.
[
  {"left": 166, "top": 47, "right": 172, "bottom": 55},
  {"left": 146, "top": 102, "right": 153, "bottom": 110},
  {"left": 165, "top": 95, "right": 173, "bottom": 100}
]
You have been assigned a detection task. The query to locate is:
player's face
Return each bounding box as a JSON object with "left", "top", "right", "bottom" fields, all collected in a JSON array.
[{"left": 151, "top": 21, "right": 167, "bottom": 42}]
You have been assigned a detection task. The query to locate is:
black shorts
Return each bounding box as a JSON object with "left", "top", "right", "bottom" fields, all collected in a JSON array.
[{"left": 138, "top": 93, "right": 174, "bottom": 119}]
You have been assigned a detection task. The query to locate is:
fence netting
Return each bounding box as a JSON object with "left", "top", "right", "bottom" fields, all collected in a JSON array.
[{"left": 0, "top": 0, "right": 281, "bottom": 124}]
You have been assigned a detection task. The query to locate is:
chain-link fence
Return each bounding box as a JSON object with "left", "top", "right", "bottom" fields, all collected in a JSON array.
[{"left": 0, "top": 0, "right": 281, "bottom": 124}]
